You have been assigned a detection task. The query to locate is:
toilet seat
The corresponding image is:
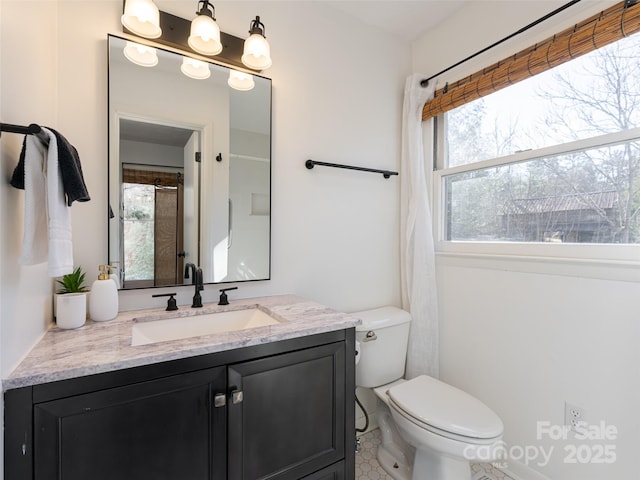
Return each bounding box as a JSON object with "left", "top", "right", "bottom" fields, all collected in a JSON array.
[{"left": 387, "top": 375, "right": 503, "bottom": 443}]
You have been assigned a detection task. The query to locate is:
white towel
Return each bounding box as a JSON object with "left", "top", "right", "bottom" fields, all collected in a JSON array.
[
  {"left": 19, "top": 127, "right": 73, "bottom": 277},
  {"left": 19, "top": 135, "right": 48, "bottom": 266}
]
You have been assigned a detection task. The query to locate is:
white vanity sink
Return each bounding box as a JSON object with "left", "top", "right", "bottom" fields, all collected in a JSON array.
[{"left": 131, "top": 308, "right": 281, "bottom": 346}]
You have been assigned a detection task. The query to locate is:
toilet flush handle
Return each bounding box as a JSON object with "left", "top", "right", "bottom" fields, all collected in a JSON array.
[{"left": 362, "top": 330, "right": 377, "bottom": 342}]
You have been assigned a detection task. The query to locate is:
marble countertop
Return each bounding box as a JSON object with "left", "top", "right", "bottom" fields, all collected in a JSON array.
[{"left": 3, "top": 295, "right": 361, "bottom": 391}]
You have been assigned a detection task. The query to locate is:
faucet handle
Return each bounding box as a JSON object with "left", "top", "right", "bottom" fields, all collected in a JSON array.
[
  {"left": 197, "top": 268, "right": 204, "bottom": 291},
  {"left": 218, "top": 287, "right": 238, "bottom": 305},
  {"left": 152, "top": 293, "right": 178, "bottom": 311}
]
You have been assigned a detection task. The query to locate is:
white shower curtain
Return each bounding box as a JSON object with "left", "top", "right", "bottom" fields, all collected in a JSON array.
[{"left": 400, "top": 73, "right": 439, "bottom": 379}]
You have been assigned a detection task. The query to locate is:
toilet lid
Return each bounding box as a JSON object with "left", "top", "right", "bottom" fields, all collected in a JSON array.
[{"left": 387, "top": 375, "right": 503, "bottom": 439}]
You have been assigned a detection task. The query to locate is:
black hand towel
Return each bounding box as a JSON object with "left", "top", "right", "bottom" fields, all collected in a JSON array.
[{"left": 11, "top": 127, "right": 90, "bottom": 206}]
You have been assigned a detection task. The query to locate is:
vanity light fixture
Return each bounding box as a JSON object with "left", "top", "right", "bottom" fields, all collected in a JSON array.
[
  {"left": 241, "top": 16, "right": 272, "bottom": 70},
  {"left": 188, "top": 1, "right": 223, "bottom": 56},
  {"left": 181, "top": 57, "right": 211, "bottom": 80},
  {"left": 120, "top": 1, "right": 273, "bottom": 72},
  {"left": 123, "top": 41, "right": 158, "bottom": 67},
  {"left": 121, "top": 0, "right": 162, "bottom": 39},
  {"left": 228, "top": 70, "right": 255, "bottom": 91}
]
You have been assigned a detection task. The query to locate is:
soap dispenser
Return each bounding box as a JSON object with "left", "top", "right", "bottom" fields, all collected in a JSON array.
[
  {"left": 89, "top": 265, "right": 119, "bottom": 322},
  {"left": 109, "top": 261, "right": 121, "bottom": 289}
]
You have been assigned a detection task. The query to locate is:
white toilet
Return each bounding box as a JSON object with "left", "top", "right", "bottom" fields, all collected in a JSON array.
[{"left": 354, "top": 306, "right": 504, "bottom": 480}]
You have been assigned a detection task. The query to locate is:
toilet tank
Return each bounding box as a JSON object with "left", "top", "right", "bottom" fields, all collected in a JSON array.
[{"left": 352, "top": 306, "right": 411, "bottom": 388}]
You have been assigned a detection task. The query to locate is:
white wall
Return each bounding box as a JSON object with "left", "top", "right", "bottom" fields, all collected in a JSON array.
[
  {"left": 0, "top": 0, "right": 410, "bottom": 370},
  {"left": 437, "top": 259, "right": 639, "bottom": 479},
  {"left": 412, "top": 0, "right": 619, "bottom": 92},
  {"left": 1, "top": 2, "right": 59, "bottom": 474},
  {"left": 0, "top": 1, "right": 60, "bottom": 377},
  {"left": 413, "top": 2, "right": 638, "bottom": 478},
  {"left": 121, "top": 140, "right": 183, "bottom": 169}
]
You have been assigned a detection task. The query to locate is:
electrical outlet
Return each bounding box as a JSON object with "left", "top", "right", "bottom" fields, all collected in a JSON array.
[{"left": 564, "top": 402, "right": 586, "bottom": 433}]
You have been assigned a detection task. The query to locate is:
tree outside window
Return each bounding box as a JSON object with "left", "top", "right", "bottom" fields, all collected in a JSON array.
[{"left": 441, "top": 33, "right": 640, "bottom": 245}]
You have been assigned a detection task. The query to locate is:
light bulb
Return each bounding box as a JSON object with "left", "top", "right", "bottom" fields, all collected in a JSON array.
[
  {"left": 188, "top": 14, "right": 222, "bottom": 55},
  {"left": 242, "top": 34, "right": 272, "bottom": 70},
  {"left": 121, "top": 0, "right": 161, "bottom": 39},
  {"left": 181, "top": 57, "right": 211, "bottom": 80},
  {"left": 123, "top": 41, "right": 158, "bottom": 67},
  {"left": 228, "top": 70, "right": 255, "bottom": 91}
]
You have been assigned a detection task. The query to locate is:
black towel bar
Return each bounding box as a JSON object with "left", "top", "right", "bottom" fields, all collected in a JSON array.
[
  {"left": 0, "top": 122, "right": 49, "bottom": 145},
  {"left": 305, "top": 159, "right": 398, "bottom": 179}
]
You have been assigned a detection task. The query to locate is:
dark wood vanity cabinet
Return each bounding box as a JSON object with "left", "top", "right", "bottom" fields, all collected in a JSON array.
[{"left": 4, "top": 330, "right": 355, "bottom": 480}]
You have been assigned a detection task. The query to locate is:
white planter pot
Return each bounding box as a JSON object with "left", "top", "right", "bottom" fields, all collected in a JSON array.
[{"left": 56, "top": 293, "right": 87, "bottom": 330}]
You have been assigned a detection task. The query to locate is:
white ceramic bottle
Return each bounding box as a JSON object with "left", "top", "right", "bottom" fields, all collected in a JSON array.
[{"left": 89, "top": 265, "right": 119, "bottom": 322}]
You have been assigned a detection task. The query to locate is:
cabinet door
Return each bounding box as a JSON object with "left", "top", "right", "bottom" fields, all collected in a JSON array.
[
  {"left": 34, "top": 366, "right": 226, "bottom": 480},
  {"left": 301, "top": 462, "right": 345, "bottom": 480},
  {"left": 228, "top": 342, "right": 346, "bottom": 480}
]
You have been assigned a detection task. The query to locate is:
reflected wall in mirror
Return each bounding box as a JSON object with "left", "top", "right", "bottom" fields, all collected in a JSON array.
[{"left": 108, "top": 35, "right": 271, "bottom": 289}]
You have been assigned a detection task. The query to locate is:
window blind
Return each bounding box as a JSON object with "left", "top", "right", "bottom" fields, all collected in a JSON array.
[
  {"left": 422, "top": 0, "right": 640, "bottom": 121},
  {"left": 122, "top": 168, "right": 183, "bottom": 187}
]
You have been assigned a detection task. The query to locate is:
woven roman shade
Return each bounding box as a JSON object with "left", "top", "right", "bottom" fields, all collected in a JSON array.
[
  {"left": 122, "top": 167, "right": 183, "bottom": 187},
  {"left": 422, "top": 0, "right": 640, "bottom": 121}
]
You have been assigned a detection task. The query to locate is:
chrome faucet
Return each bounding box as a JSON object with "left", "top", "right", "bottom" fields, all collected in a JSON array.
[{"left": 184, "top": 263, "right": 204, "bottom": 308}]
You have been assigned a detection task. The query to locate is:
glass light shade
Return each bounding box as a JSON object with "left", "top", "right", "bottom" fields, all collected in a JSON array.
[
  {"left": 123, "top": 41, "right": 158, "bottom": 67},
  {"left": 188, "top": 15, "right": 222, "bottom": 56},
  {"left": 121, "top": 0, "right": 161, "bottom": 39},
  {"left": 228, "top": 70, "right": 255, "bottom": 91},
  {"left": 241, "top": 34, "right": 272, "bottom": 70},
  {"left": 181, "top": 57, "right": 211, "bottom": 80}
]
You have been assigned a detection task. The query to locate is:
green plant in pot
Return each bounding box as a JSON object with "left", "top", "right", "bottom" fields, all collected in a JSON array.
[
  {"left": 55, "top": 267, "right": 89, "bottom": 329},
  {"left": 56, "top": 266, "right": 88, "bottom": 294}
]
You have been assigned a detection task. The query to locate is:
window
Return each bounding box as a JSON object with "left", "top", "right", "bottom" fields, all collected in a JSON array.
[
  {"left": 435, "top": 32, "right": 640, "bottom": 252},
  {"left": 122, "top": 167, "right": 184, "bottom": 287},
  {"left": 123, "top": 182, "right": 155, "bottom": 281}
]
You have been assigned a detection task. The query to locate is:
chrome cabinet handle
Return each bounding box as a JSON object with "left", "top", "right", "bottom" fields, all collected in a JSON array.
[
  {"left": 214, "top": 393, "right": 226, "bottom": 408},
  {"left": 231, "top": 389, "right": 244, "bottom": 404}
]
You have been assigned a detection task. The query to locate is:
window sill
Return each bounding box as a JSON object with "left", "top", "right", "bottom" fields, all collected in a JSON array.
[{"left": 436, "top": 248, "right": 640, "bottom": 283}]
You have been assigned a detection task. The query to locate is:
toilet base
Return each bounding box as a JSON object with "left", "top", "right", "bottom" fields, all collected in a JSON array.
[
  {"left": 413, "top": 447, "right": 472, "bottom": 480},
  {"left": 378, "top": 445, "right": 413, "bottom": 480},
  {"left": 376, "top": 401, "right": 479, "bottom": 480},
  {"left": 376, "top": 409, "right": 414, "bottom": 480}
]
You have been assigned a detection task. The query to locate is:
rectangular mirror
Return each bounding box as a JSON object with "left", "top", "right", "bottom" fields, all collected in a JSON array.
[{"left": 108, "top": 35, "right": 271, "bottom": 289}]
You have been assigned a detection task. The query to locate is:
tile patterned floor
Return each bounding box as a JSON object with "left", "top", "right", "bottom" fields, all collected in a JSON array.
[
  {"left": 355, "top": 429, "right": 515, "bottom": 480},
  {"left": 355, "top": 429, "right": 391, "bottom": 479}
]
